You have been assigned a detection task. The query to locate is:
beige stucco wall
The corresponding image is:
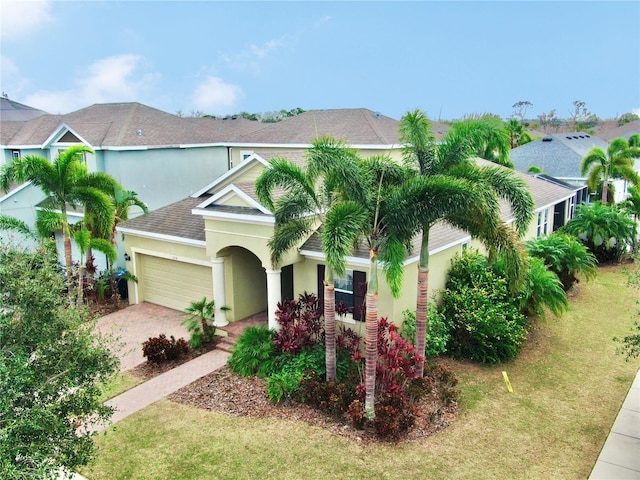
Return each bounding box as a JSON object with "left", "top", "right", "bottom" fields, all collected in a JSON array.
[
  {"left": 219, "top": 246, "right": 268, "bottom": 321},
  {"left": 291, "top": 240, "right": 466, "bottom": 332}
]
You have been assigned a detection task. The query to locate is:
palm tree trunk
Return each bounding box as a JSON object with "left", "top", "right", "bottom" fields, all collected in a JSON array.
[
  {"left": 324, "top": 277, "right": 337, "bottom": 383},
  {"left": 63, "top": 233, "right": 73, "bottom": 276},
  {"left": 602, "top": 171, "right": 610, "bottom": 204},
  {"left": 415, "top": 229, "right": 430, "bottom": 378},
  {"left": 364, "top": 252, "right": 379, "bottom": 419},
  {"left": 415, "top": 267, "right": 429, "bottom": 377}
]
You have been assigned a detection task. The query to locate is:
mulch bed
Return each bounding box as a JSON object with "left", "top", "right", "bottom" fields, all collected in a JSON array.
[
  {"left": 129, "top": 340, "right": 219, "bottom": 380},
  {"left": 167, "top": 364, "right": 459, "bottom": 444}
]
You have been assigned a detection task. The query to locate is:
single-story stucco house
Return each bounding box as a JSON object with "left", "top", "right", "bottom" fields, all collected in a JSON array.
[
  {"left": 119, "top": 152, "right": 585, "bottom": 332},
  {"left": 510, "top": 132, "right": 637, "bottom": 204}
]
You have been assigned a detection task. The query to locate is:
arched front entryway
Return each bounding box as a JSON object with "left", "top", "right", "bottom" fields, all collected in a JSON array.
[{"left": 216, "top": 246, "right": 268, "bottom": 323}]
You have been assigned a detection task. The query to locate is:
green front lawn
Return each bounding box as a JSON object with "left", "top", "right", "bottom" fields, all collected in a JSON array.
[{"left": 82, "top": 264, "right": 640, "bottom": 480}]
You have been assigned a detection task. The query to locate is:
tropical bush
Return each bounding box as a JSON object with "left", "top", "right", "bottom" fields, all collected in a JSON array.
[
  {"left": 442, "top": 251, "right": 528, "bottom": 364},
  {"left": 526, "top": 233, "right": 598, "bottom": 291},
  {"left": 563, "top": 202, "right": 637, "bottom": 263},
  {"left": 519, "top": 256, "right": 569, "bottom": 316},
  {"left": 227, "top": 325, "right": 279, "bottom": 378},
  {"left": 400, "top": 306, "right": 451, "bottom": 357},
  {"left": 142, "top": 334, "right": 190, "bottom": 364}
]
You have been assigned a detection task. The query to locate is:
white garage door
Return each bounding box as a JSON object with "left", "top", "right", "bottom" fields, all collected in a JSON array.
[{"left": 139, "top": 254, "right": 213, "bottom": 312}]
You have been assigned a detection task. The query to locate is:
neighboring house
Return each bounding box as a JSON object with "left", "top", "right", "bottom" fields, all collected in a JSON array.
[
  {"left": 119, "top": 153, "right": 581, "bottom": 331},
  {"left": 0, "top": 102, "right": 262, "bottom": 228},
  {"left": 597, "top": 119, "right": 640, "bottom": 142},
  {"left": 509, "top": 132, "right": 636, "bottom": 203},
  {"left": 1, "top": 103, "right": 411, "bottom": 269}
]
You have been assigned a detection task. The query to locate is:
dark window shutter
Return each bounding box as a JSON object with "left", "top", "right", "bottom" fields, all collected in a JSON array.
[
  {"left": 352, "top": 270, "right": 366, "bottom": 321},
  {"left": 317, "top": 264, "right": 325, "bottom": 304}
]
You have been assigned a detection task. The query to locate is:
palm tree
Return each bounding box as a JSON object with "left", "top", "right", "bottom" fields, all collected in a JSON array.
[
  {"left": 256, "top": 137, "right": 367, "bottom": 382},
  {"left": 0, "top": 145, "right": 116, "bottom": 278},
  {"left": 580, "top": 137, "right": 640, "bottom": 204},
  {"left": 506, "top": 118, "right": 533, "bottom": 149},
  {"left": 322, "top": 155, "right": 408, "bottom": 418},
  {"left": 621, "top": 184, "right": 640, "bottom": 221},
  {"left": 396, "top": 110, "right": 534, "bottom": 376}
]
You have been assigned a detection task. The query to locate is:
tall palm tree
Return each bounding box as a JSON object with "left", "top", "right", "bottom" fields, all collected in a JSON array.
[
  {"left": 256, "top": 137, "right": 367, "bottom": 382},
  {"left": 322, "top": 155, "right": 408, "bottom": 418},
  {"left": 580, "top": 137, "right": 640, "bottom": 204},
  {"left": 0, "top": 145, "right": 116, "bottom": 278},
  {"left": 397, "top": 110, "right": 534, "bottom": 376}
]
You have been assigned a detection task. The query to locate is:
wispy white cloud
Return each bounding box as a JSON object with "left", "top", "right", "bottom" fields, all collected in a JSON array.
[
  {"left": 191, "top": 76, "right": 243, "bottom": 114},
  {"left": 220, "top": 37, "right": 288, "bottom": 74},
  {"left": 1, "top": 0, "right": 53, "bottom": 39},
  {"left": 22, "top": 54, "right": 160, "bottom": 113}
]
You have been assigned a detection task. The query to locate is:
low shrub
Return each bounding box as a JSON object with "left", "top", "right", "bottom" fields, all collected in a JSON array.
[
  {"left": 298, "top": 377, "right": 358, "bottom": 418},
  {"left": 227, "top": 325, "right": 279, "bottom": 378},
  {"left": 142, "top": 334, "right": 190, "bottom": 364},
  {"left": 400, "top": 306, "right": 451, "bottom": 358},
  {"left": 267, "top": 371, "right": 304, "bottom": 403}
]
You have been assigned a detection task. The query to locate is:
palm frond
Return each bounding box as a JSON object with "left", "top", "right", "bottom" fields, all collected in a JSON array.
[
  {"left": 35, "top": 209, "right": 64, "bottom": 238},
  {"left": 255, "top": 157, "right": 318, "bottom": 211},
  {"left": 0, "top": 215, "right": 36, "bottom": 239},
  {"left": 268, "top": 218, "right": 314, "bottom": 267},
  {"left": 321, "top": 201, "right": 369, "bottom": 277},
  {"left": 90, "top": 237, "right": 117, "bottom": 264}
]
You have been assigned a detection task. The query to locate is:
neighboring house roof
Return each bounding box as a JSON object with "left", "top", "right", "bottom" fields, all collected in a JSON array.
[
  {"left": 233, "top": 108, "right": 402, "bottom": 146},
  {"left": 0, "top": 96, "right": 48, "bottom": 121},
  {"left": 597, "top": 119, "right": 640, "bottom": 141},
  {"left": 509, "top": 132, "right": 610, "bottom": 179},
  {"left": 1, "top": 102, "right": 264, "bottom": 148}
]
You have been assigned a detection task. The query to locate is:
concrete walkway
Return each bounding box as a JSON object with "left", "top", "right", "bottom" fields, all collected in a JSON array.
[
  {"left": 590, "top": 369, "right": 640, "bottom": 479},
  {"left": 94, "top": 349, "right": 230, "bottom": 431},
  {"left": 92, "top": 306, "right": 267, "bottom": 432}
]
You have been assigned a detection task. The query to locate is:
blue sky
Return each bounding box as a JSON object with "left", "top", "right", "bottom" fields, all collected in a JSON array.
[{"left": 1, "top": 1, "right": 638, "bottom": 121}]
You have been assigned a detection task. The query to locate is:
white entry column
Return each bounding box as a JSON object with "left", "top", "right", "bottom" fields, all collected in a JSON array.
[
  {"left": 211, "top": 257, "right": 229, "bottom": 327},
  {"left": 265, "top": 268, "right": 282, "bottom": 330}
]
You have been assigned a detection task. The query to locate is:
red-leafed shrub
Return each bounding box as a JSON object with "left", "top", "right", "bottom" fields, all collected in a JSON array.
[
  {"left": 142, "top": 334, "right": 190, "bottom": 364},
  {"left": 273, "top": 292, "right": 324, "bottom": 353}
]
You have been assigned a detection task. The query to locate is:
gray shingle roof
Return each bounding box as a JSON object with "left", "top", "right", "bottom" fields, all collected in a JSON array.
[
  {"left": 1, "top": 102, "right": 264, "bottom": 148},
  {"left": 0, "top": 96, "right": 48, "bottom": 121},
  {"left": 120, "top": 196, "right": 206, "bottom": 241},
  {"left": 510, "top": 132, "right": 609, "bottom": 179},
  {"left": 234, "top": 108, "right": 402, "bottom": 145}
]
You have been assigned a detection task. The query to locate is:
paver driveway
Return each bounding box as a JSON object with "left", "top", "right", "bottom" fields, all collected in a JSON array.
[{"left": 95, "top": 302, "right": 190, "bottom": 371}]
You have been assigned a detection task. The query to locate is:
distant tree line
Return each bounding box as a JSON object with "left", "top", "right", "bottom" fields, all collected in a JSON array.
[{"left": 176, "top": 107, "right": 306, "bottom": 122}]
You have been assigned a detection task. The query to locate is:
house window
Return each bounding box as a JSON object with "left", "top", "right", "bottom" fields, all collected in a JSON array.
[
  {"left": 240, "top": 150, "right": 254, "bottom": 162},
  {"left": 537, "top": 209, "right": 549, "bottom": 237},
  {"left": 334, "top": 270, "right": 354, "bottom": 310},
  {"left": 461, "top": 242, "right": 469, "bottom": 252},
  {"left": 568, "top": 196, "right": 576, "bottom": 221},
  {"left": 12, "top": 150, "right": 20, "bottom": 160},
  {"left": 317, "top": 265, "right": 366, "bottom": 321}
]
